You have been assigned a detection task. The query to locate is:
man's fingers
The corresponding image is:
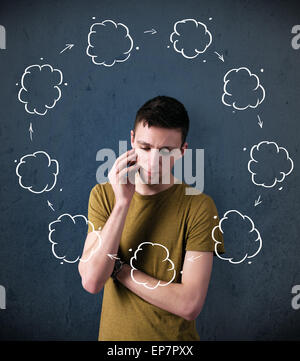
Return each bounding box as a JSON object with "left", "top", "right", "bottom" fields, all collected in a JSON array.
[
  {"left": 116, "top": 152, "right": 137, "bottom": 174},
  {"left": 118, "top": 163, "right": 140, "bottom": 184},
  {"left": 116, "top": 149, "right": 136, "bottom": 165},
  {"left": 109, "top": 149, "right": 137, "bottom": 184}
]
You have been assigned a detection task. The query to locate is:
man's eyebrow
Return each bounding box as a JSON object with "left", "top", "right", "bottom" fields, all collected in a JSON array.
[{"left": 136, "top": 140, "right": 175, "bottom": 148}]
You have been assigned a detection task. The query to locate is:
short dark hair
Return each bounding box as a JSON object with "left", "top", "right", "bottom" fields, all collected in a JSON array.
[{"left": 133, "top": 96, "right": 189, "bottom": 147}]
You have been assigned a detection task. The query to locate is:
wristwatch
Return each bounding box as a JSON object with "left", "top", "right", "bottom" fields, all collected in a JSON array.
[{"left": 111, "top": 258, "right": 125, "bottom": 281}]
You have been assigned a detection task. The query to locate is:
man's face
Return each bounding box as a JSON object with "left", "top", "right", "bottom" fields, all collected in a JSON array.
[{"left": 130, "top": 122, "right": 187, "bottom": 184}]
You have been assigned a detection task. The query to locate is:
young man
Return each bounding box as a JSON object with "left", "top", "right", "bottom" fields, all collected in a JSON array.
[{"left": 78, "top": 95, "right": 225, "bottom": 341}]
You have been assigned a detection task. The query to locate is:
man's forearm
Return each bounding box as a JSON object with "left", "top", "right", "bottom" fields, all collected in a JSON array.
[
  {"left": 116, "top": 263, "right": 193, "bottom": 321},
  {"left": 79, "top": 201, "right": 130, "bottom": 293}
]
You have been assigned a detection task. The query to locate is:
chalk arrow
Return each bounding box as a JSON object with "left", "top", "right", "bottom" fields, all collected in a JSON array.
[
  {"left": 214, "top": 51, "right": 224, "bottom": 62},
  {"left": 29, "top": 122, "right": 33, "bottom": 141},
  {"left": 144, "top": 28, "right": 157, "bottom": 35},
  {"left": 60, "top": 43, "right": 74, "bottom": 54},
  {"left": 107, "top": 253, "right": 120, "bottom": 261},
  {"left": 254, "top": 195, "right": 262, "bottom": 207},
  {"left": 257, "top": 115, "right": 263, "bottom": 128},
  {"left": 187, "top": 255, "right": 203, "bottom": 262},
  {"left": 47, "top": 200, "right": 55, "bottom": 211}
]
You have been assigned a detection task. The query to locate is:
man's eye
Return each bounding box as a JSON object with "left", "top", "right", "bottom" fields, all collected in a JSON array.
[{"left": 140, "top": 147, "right": 170, "bottom": 154}]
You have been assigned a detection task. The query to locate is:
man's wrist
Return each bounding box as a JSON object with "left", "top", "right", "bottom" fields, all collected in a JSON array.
[
  {"left": 115, "top": 263, "right": 131, "bottom": 283},
  {"left": 114, "top": 199, "right": 131, "bottom": 209},
  {"left": 111, "top": 258, "right": 125, "bottom": 281}
]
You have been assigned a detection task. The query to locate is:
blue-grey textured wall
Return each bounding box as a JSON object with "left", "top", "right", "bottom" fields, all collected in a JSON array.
[{"left": 0, "top": 0, "right": 299, "bottom": 340}]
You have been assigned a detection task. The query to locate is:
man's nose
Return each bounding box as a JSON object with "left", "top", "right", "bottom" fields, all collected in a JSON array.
[{"left": 149, "top": 149, "right": 161, "bottom": 170}]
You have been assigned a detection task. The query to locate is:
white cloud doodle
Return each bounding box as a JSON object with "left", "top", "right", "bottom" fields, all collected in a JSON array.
[
  {"left": 48, "top": 214, "right": 102, "bottom": 264},
  {"left": 213, "top": 210, "right": 262, "bottom": 264},
  {"left": 18, "top": 64, "right": 63, "bottom": 115},
  {"left": 130, "top": 242, "right": 176, "bottom": 289},
  {"left": 248, "top": 141, "right": 294, "bottom": 188},
  {"left": 16, "top": 151, "right": 59, "bottom": 194},
  {"left": 222, "top": 67, "right": 265, "bottom": 110},
  {"left": 170, "top": 18, "right": 212, "bottom": 59},
  {"left": 86, "top": 19, "right": 133, "bottom": 66}
]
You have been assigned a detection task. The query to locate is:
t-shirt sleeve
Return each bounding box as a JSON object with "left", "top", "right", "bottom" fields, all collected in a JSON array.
[
  {"left": 185, "top": 195, "right": 225, "bottom": 256},
  {"left": 87, "top": 183, "right": 111, "bottom": 234}
]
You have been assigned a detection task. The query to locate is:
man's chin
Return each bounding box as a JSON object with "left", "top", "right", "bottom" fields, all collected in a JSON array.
[{"left": 138, "top": 168, "right": 174, "bottom": 185}]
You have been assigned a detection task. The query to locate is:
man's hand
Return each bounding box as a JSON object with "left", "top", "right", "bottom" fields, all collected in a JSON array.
[{"left": 108, "top": 148, "right": 140, "bottom": 205}]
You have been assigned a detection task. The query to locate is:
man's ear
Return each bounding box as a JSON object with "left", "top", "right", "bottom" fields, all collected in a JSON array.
[
  {"left": 130, "top": 130, "right": 135, "bottom": 148},
  {"left": 181, "top": 142, "right": 188, "bottom": 156}
]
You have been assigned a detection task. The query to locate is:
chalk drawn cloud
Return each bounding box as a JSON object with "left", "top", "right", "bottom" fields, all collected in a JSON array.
[
  {"left": 213, "top": 210, "right": 262, "bottom": 264},
  {"left": 86, "top": 19, "right": 133, "bottom": 66},
  {"left": 18, "top": 64, "right": 63, "bottom": 115},
  {"left": 170, "top": 18, "right": 212, "bottom": 59},
  {"left": 248, "top": 141, "right": 294, "bottom": 188},
  {"left": 48, "top": 214, "right": 102, "bottom": 264},
  {"left": 222, "top": 67, "right": 265, "bottom": 110},
  {"left": 16, "top": 151, "right": 59, "bottom": 194},
  {"left": 130, "top": 242, "right": 176, "bottom": 289}
]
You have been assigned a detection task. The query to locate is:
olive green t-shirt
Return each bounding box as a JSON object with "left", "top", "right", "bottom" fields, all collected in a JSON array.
[{"left": 87, "top": 180, "right": 225, "bottom": 341}]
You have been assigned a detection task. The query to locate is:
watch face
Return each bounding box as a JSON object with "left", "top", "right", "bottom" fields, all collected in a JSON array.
[{"left": 112, "top": 259, "right": 123, "bottom": 280}]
